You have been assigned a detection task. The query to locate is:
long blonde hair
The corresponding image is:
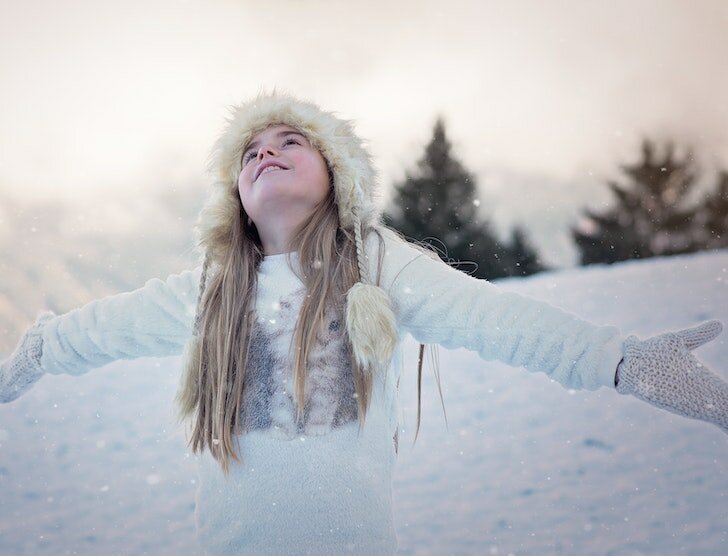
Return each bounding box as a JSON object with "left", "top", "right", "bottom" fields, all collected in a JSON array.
[{"left": 175, "top": 180, "right": 394, "bottom": 476}]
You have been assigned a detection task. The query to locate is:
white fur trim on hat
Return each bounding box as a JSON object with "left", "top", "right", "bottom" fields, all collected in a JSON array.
[{"left": 207, "top": 91, "right": 381, "bottom": 232}]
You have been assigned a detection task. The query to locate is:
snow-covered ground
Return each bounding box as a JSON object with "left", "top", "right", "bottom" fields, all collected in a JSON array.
[{"left": 1, "top": 250, "right": 726, "bottom": 555}]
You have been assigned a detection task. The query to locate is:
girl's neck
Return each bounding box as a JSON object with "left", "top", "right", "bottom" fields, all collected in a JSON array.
[{"left": 256, "top": 211, "right": 307, "bottom": 255}]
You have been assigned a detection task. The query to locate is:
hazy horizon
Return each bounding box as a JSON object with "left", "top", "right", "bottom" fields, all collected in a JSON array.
[{"left": 1, "top": 0, "right": 727, "bottom": 267}]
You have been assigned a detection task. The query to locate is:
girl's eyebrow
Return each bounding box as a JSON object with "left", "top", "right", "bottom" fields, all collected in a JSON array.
[{"left": 244, "top": 130, "right": 306, "bottom": 153}]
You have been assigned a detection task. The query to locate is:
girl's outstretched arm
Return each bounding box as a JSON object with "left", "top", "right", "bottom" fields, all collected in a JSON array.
[
  {"left": 370, "top": 228, "right": 726, "bottom": 433},
  {"left": 372, "top": 228, "right": 624, "bottom": 391},
  {"left": 0, "top": 266, "right": 202, "bottom": 403}
]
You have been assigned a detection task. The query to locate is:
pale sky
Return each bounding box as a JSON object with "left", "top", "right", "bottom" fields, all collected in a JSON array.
[{"left": 1, "top": 0, "right": 727, "bottom": 265}]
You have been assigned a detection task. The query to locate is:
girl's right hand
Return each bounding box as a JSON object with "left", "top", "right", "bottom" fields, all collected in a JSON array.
[{"left": 0, "top": 311, "right": 56, "bottom": 403}]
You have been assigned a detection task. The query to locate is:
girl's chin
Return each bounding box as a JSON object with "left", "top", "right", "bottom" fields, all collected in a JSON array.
[
  {"left": 255, "top": 169, "right": 291, "bottom": 183},
  {"left": 252, "top": 180, "right": 297, "bottom": 197},
  {"left": 253, "top": 197, "right": 319, "bottom": 216}
]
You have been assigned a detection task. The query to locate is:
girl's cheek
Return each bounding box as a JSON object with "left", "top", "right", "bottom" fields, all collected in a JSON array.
[{"left": 238, "top": 171, "right": 249, "bottom": 188}]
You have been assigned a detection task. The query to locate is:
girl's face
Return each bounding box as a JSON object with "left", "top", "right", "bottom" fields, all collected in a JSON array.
[{"left": 238, "top": 124, "right": 331, "bottom": 227}]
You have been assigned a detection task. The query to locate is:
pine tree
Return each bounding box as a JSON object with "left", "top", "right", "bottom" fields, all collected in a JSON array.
[
  {"left": 571, "top": 138, "right": 700, "bottom": 265},
  {"left": 384, "top": 118, "right": 543, "bottom": 279}
]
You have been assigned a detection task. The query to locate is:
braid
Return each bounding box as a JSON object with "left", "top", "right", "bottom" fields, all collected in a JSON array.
[
  {"left": 352, "top": 210, "right": 369, "bottom": 284},
  {"left": 193, "top": 252, "right": 211, "bottom": 336}
]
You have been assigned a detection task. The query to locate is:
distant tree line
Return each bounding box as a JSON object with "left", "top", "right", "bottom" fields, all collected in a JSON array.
[{"left": 385, "top": 119, "right": 728, "bottom": 280}]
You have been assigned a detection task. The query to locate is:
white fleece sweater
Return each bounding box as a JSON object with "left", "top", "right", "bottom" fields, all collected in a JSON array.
[{"left": 34, "top": 229, "right": 624, "bottom": 555}]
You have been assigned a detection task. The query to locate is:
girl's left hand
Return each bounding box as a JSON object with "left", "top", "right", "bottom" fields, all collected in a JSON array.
[
  {"left": 0, "top": 311, "right": 56, "bottom": 403},
  {"left": 615, "top": 320, "right": 727, "bottom": 434}
]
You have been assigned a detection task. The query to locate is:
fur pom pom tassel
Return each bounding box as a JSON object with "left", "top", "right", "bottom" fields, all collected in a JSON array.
[
  {"left": 345, "top": 282, "right": 398, "bottom": 373},
  {"left": 174, "top": 334, "right": 203, "bottom": 422}
]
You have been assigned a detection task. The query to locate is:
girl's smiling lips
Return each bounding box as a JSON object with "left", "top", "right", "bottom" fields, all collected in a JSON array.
[{"left": 254, "top": 161, "right": 290, "bottom": 181}]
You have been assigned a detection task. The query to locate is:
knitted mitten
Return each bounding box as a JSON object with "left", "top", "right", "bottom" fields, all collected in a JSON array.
[
  {"left": 0, "top": 311, "right": 56, "bottom": 403},
  {"left": 615, "top": 320, "right": 727, "bottom": 434}
]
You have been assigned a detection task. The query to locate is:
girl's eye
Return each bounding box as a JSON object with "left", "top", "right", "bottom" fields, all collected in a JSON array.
[
  {"left": 282, "top": 137, "right": 300, "bottom": 147},
  {"left": 242, "top": 150, "right": 256, "bottom": 165}
]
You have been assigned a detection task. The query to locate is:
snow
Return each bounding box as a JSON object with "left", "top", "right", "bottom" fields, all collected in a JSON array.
[{"left": 1, "top": 249, "right": 727, "bottom": 555}]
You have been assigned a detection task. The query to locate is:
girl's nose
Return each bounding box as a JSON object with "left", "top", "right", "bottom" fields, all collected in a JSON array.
[{"left": 257, "top": 144, "right": 278, "bottom": 160}]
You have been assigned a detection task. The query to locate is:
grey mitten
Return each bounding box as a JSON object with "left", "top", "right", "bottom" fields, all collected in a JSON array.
[
  {"left": 0, "top": 311, "right": 56, "bottom": 403},
  {"left": 615, "top": 320, "right": 727, "bottom": 434}
]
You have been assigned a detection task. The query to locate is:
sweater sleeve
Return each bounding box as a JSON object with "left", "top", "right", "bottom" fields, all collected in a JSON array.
[
  {"left": 39, "top": 266, "right": 203, "bottom": 376},
  {"left": 368, "top": 229, "right": 624, "bottom": 390}
]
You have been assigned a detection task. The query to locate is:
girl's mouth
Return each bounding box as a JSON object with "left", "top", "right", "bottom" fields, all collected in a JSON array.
[
  {"left": 255, "top": 162, "right": 290, "bottom": 180},
  {"left": 260, "top": 165, "right": 285, "bottom": 176}
]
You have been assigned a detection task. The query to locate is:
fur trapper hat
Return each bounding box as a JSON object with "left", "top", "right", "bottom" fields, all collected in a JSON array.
[{"left": 182, "top": 92, "right": 398, "bottom": 386}]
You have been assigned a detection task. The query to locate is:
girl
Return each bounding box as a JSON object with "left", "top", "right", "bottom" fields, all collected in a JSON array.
[{"left": 1, "top": 92, "right": 726, "bottom": 555}]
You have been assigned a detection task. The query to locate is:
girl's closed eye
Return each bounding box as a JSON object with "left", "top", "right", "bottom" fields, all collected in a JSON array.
[{"left": 242, "top": 149, "right": 256, "bottom": 165}]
